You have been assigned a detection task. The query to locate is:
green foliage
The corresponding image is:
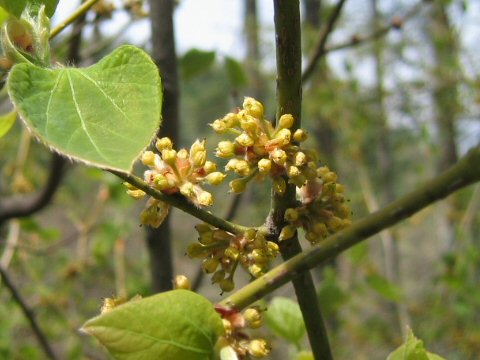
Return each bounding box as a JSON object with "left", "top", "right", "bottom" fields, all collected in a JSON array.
[
  {"left": 180, "top": 48, "right": 216, "bottom": 80},
  {"left": 386, "top": 329, "right": 446, "bottom": 360},
  {"left": 0, "top": 110, "right": 16, "bottom": 138},
  {"left": 224, "top": 56, "right": 247, "bottom": 89},
  {"left": 293, "top": 351, "right": 314, "bottom": 360},
  {"left": 0, "top": 0, "right": 59, "bottom": 18},
  {"left": 81, "top": 290, "right": 224, "bottom": 360},
  {"left": 8, "top": 45, "right": 162, "bottom": 172},
  {"left": 366, "top": 273, "right": 403, "bottom": 303},
  {"left": 264, "top": 297, "right": 306, "bottom": 345}
]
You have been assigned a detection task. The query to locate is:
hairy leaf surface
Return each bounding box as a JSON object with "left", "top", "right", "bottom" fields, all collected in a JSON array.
[
  {"left": 81, "top": 290, "right": 224, "bottom": 360},
  {"left": 8, "top": 45, "right": 162, "bottom": 172}
]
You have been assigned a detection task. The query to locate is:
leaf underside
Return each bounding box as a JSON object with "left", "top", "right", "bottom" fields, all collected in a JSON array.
[
  {"left": 8, "top": 45, "right": 162, "bottom": 172},
  {"left": 82, "top": 290, "right": 224, "bottom": 360}
]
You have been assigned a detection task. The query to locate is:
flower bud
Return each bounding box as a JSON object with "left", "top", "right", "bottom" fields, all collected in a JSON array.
[
  {"left": 271, "top": 149, "right": 287, "bottom": 166},
  {"left": 275, "top": 128, "right": 291, "bottom": 146},
  {"left": 195, "top": 223, "right": 212, "bottom": 234},
  {"left": 186, "top": 243, "right": 209, "bottom": 258},
  {"left": 223, "top": 112, "right": 239, "bottom": 127},
  {"left": 243, "top": 97, "right": 264, "bottom": 119},
  {"left": 225, "top": 158, "right": 239, "bottom": 172},
  {"left": 161, "top": 148, "right": 177, "bottom": 165},
  {"left": 177, "top": 148, "right": 189, "bottom": 160},
  {"left": 141, "top": 151, "right": 156, "bottom": 166},
  {"left": 219, "top": 278, "right": 235, "bottom": 292},
  {"left": 173, "top": 275, "right": 191, "bottom": 290},
  {"left": 190, "top": 139, "right": 207, "bottom": 167},
  {"left": 234, "top": 160, "right": 251, "bottom": 177},
  {"left": 322, "top": 171, "right": 338, "bottom": 183},
  {"left": 153, "top": 174, "right": 170, "bottom": 190},
  {"left": 197, "top": 191, "right": 214, "bottom": 206},
  {"left": 287, "top": 165, "right": 301, "bottom": 178},
  {"left": 126, "top": 189, "right": 146, "bottom": 199},
  {"left": 156, "top": 137, "right": 173, "bottom": 151},
  {"left": 224, "top": 247, "right": 239, "bottom": 260},
  {"left": 180, "top": 182, "right": 195, "bottom": 198},
  {"left": 279, "top": 225, "right": 296, "bottom": 241},
  {"left": 248, "top": 339, "right": 270, "bottom": 358},
  {"left": 205, "top": 172, "right": 226, "bottom": 185},
  {"left": 294, "top": 151, "right": 307, "bottom": 166},
  {"left": 273, "top": 177, "right": 286, "bottom": 195},
  {"left": 212, "top": 270, "right": 226, "bottom": 283},
  {"left": 278, "top": 114, "right": 294, "bottom": 129},
  {"left": 229, "top": 179, "right": 246, "bottom": 193},
  {"left": 244, "top": 228, "right": 257, "bottom": 241},
  {"left": 236, "top": 133, "right": 255, "bottom": 147},
  {"left": 257, "top": 158, "right": 272, "bottom": 175},
  {"left": 317, "top": 166, "right": 330, "bottom": 177},
  {"left": 293, "top": 128, "right": 308, "bottom": 142},
  {"left": 284, "top": 208, "right": 299, "bottom": 222},
  {"left": 266, "top": 241, "right": 279, "bottom": 256},
  {"left": 211, "top": 119, "right": 227, "bottom": 133},
  {"left": 202, "top": 258, "right": 219, "bottom": 273},
  {"left": 203, "top": 160, "right": 217, "bottom": 174},
  {"left": 199, "top": 231, "right": 215, "bottom": 245},
  {"left": 244, "top": 308, "right": 262, "bottom": 328},
  {"left": 216, "top": 141, "right": 236, "bottom": 158},
  {"left": 248, "top": 264, "right": 264, "bottom": 278},
  {"left": 313, "top": 222, "right": 328, "bottom": 237}
]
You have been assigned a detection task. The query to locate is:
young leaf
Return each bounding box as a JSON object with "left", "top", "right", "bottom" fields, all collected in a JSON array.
[
  {"left": 180, "top": 49, "right": 215, "bottom": 80},
  {"left": 264, "top": 297, "right": 305, "bottom": 345},
  {"left": 386, "top": 329, "right": 446, "bottom": 360},
  {"left": 0, "top": 110, "right": 16, "bottom": 138},
  {"left": 8, "top": 45, "right": 162, "bottom": 173},
  {"left": 0, "top": 0, "right": 59, "bottom": 17},
  {"left": 81, "top": 290, "right": 224, "bottom": 360},
  {"left": 224, "top": 57, "right": 247, "bottom": 89}
]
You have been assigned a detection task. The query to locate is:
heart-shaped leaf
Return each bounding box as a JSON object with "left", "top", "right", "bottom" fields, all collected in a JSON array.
[
  {"left": 265, "top": 297, "right": 305, "bottom": 345},
  {"left": 81, "top": 290, "right": 224, "bottom": 360},
  {"left": 8, "top": 45, "right": 162, "bottom": 172}
]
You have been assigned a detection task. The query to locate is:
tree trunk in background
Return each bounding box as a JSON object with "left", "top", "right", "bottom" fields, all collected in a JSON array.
[
  {"left": 244, "top": 0, "right": 263, "bottom": 100},
  {"left": 147, "top": 0, "right": 179, "bottom": 293},
  {"left": 428, "top": 3, "right": 459, "bottom": 173},
  {"left": 426, "top": 2, "right": 460, "bottom": 250},
  {"left": 370, "top": 0, "right": 410, "bottom": 334}
]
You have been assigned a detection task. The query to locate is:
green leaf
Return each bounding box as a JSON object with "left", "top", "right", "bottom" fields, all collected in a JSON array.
[
  {"left": 366, "top": 273, "right": 403, "bottom": 302},
  {"left": 386, "top": 329, "right": 446, "bottom": 360},
  {"left": 0, "top": 110, "right": 16, "bottom": 138},
  {"left": 264, "top": 297, "right": 305, "bottom": 345},
  {"left": 8, "top": 45, "right": 162, "bottom": 172},
  {"left": 0, "top": 0, "right": 59, "bottom": 17},
  {"left": 0, "top": 6, "right": 9, "bottom": 26},
  {"left": 180, "top": 49, "right": 215, "bottom": 80},
  {"left": 82, "top": 290, "right": 224, "bottom": 360},
  {"left": 224, "top": 57, "right": 247, "bottom": 88}
]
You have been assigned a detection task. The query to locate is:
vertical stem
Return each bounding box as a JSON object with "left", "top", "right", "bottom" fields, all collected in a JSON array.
[{"left": 270, "top": 1, "right": 333, "bottom": 359}]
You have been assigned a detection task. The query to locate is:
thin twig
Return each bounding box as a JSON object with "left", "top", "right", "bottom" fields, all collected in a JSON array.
[
  {"left": 0, "top": 154, "right": 67, "bottom": 227},
  {"left": 110, "top": 170, "right": 250, "bottom": 234},
  {"left": 0, "top": 265, "right": 58, "bottom": 360},
  {"left": 220, "top": 145, "right": 480, "bottom": 310},
  {"left": 302, "top": 0, "right": 348, "bottom": 83},
  {"left": 49, "top": 0, "right": 100, "bottom": 39}
]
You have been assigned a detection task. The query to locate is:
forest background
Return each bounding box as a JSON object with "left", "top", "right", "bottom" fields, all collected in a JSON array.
[{"left": 0, "top": 0, "right": 479, "bottom": 359}]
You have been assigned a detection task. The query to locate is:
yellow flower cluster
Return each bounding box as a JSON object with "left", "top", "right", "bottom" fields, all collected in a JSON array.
[
  {"left": 128, "top": 138, "right": 226, "bottom": 227},
  {"left": 215, "top": 305, "right": 270, "bottom": 358},
  {"left": 212, "top": 97, "right": 311, "bottom": 194},
  {"left": 187, "top": 225, "right": 279, "bottom": 292},
  {"left": 281, "top": 166, "right": 352, "bottom": 244}
]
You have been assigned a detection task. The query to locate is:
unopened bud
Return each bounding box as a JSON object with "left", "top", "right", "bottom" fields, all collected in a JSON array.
[
  {"left": 153, "top": 174, "right": 170, "bottom": 190},
  {"left": 279, "top": 225, "right": 296, "bottom": 241},
  {"left": 234, "top": 160, "right": 251, "bottom": 177},
  {"left": 257, "top": 158, "right": 272, "bottom": 175},
  {"left": 203, "top": 160, "right": 217, "bottom": 174},
  {"left": 293, "top": 128, "right": 308, "bottom": 142},
  {"left": 275, "top": 128, "right": 291, "bottom": 146},
  {"left": 229, "top": 179, "right": 246, "bottom": 193},
  {"left": 287, "top": 165, "right": 301, "bottom": 178},
  {"left": 278, "top": 114, "right": 294, "bottom": 129},
  {"left": 248, "top": 339, "right": 270, "bottom": 358},
  {"left": 216, "top": 141, "right": 235, "bottom": 158},
  {"left": 211, "top": 119, "right": 227, "bottom": 133},
  {"left": 180, "top": 182, "right": 195, "bottom": 198},
  {"left": 243, "top": 97, "right": 264, "bottom": 119},
  {"left": 284, "top": 208, "right": 299, "bottom": 222},
  {"left": 190, "top": 139, "right": 207, "bottom": 167},
  {"left": 236, "top": 133, "right": 255, "bottom": 147},
  {"left": 202, "top": 258, "right": 219, "bottom": 273},
  {"left": 248, "top": 264, "right": 264, "bottom": 278},
  {"left": 205, "top": 172, "right": 226, "bottom": 185},
  {"left": 141, "top": 151, "right": 156, "bottom": 166},
  {"left": 126, "top": 189, "right": 146, "bottom": 199},
  {"left": 197, "top": 191, "right": 213, "bottom": 206},
  {"left": 156, "top": 137, "right": 173, "bottom": 151},
  {"left": 219, "top": 278, "right": 235, "bottom": 292},
  {"left": 161, "top": 148, "right": 177, "bottom": 165},
  {"left": 244, "top": 308, "right": 262, "bottom": 328},
  {"left": 186, "top": 243, "right": 209, "bottom": 258},
  {"left": 271, "top": 149, "right": 287, "bottom": 166},
  {"left": 173, "top": 275, "right": 191, "bottom": 290},
  {"left": 294, "top": 152, "right": 307, "bottom": 166}
]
